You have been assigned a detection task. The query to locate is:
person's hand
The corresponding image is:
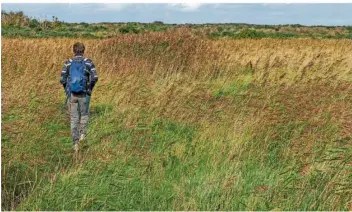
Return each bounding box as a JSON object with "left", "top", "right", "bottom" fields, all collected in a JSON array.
[
  {"left": 87, "top": 89, "right": 92, "bottom": 96},
  {"left": 65, "top": 87, "right": 70, "bottom": 97}
]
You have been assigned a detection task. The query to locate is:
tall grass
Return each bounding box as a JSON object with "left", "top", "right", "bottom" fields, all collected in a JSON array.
[{"left": 2, "top": 31, "right": 352, "bottom": 210}]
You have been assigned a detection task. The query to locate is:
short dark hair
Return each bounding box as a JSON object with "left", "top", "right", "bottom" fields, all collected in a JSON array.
[{"left": 73, "top": 42, "right": 85, "bottom": 55}]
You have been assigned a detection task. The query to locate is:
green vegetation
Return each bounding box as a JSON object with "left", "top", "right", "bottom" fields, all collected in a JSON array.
[
  {"left": 4, "top": 81, "right": 351, "bottom": 210},
  {"left": 2, "top": 10, "right": 352, "bottom": 39},
  {"left": 2, "top": 11, "right": 352, "bottom": 211}
]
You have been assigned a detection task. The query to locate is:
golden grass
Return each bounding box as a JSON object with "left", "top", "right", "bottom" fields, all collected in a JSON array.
[{"left": 2, "top": 31, "right": 352, "bottom": 210}]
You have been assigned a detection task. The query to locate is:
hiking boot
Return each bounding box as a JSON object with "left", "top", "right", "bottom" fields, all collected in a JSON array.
[
  {"left": 79, "top": 134, "right": 86, "bottom": 142},
  {"left": 73, "top": 143, "right": 79, "bottom": 152}
]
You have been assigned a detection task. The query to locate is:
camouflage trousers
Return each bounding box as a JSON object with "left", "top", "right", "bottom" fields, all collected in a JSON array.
[{"left": 67, "top": 93, "right": 91, "bottom": 144}]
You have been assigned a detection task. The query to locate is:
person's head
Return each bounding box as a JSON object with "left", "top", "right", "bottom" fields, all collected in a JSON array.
[{"left": 73, "top": 42, "right": 85, "bottom": 56}]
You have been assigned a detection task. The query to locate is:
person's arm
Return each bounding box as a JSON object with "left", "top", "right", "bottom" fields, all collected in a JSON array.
[
  {"left": 85, "top": 58, "right": 98, "bottom": 95},
  {"left": 60, "top": 59, "right": 71, "bottom": 95}
]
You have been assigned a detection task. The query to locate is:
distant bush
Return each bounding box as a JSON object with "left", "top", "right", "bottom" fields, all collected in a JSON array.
[
  {"left": 268, "top": 32, "right": 297, "bottom": 39},
  {"left": 81, "top": 32, "right": 96, "bottom": 38},
  {"left": 208, "top": 29, "right": 299, "bottom": 39},
  {"left": 260, "top": 24, "right": 276, "bottom": 29},
  {"left": 209, "top": 32, "right": 221, "bottom": 39},
  {"left": 222, "top": 31, "right": 235, "bottom": 37},
  {"left": 1, "top": 11, "right": 29, "bottom": 27},
  {"left": 29, "top": 19, "right": 40, "bottom": 28},
  {"left": 234, "top": 29, "right": 266, "bottom": 39},
  {"left": 145, "top": 24, "right": 169, "bottom": 32},
  {"left": 65, "top": 27, "right": 83, "bottom": 32},
  {"left": 119, "top": 23, "right": 140, "bottom": 34},
  {"left": 41, "top": 20, "right": 53, "bottom": 30},
  {"left": 346, "top": 26, "right": 352, "bottom": 33},
  {"left": 217, "top": 26, "right": 224, "bottom": 32},
  {"left": 153, "top": 21, "right": 164, "bottom": 25},
  {"left": 80, "top": 22, "right": 89, "bottom": 28},
  {"left": 90, "top": 25, "right": 108, "bottom": 31}
]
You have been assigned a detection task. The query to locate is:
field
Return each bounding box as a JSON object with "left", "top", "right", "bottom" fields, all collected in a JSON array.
[{"left": 2, "top": 29, "right": 352, "bottom": 210}]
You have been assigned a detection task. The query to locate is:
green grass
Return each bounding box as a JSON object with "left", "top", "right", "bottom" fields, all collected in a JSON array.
[
  {"left": 18, "top": 117, "right": 199, "bottom": 210},
  {"left": 3, "top": 79, "right": 351, "bottom": 210},
  {"left": 2, "top": 37, "right": 351, "bottom": 211}
]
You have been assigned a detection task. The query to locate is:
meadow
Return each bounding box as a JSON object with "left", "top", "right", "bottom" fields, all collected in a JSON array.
[{"left": 2, "top": 28, "right": 352, "bottom": 210}]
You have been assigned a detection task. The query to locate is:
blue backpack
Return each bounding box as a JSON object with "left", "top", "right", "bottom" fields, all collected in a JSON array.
[{"left": 69, "top": 59, "right": 87, "bottom": 93}]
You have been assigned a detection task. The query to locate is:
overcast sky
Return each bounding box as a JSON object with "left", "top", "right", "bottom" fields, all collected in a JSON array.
[{"left": 2, "top": 3, "right": 352, "bottom": 26}]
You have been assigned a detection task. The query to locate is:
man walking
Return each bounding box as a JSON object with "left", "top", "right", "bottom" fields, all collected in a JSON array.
[{"left": 60, "top": 42, "right": 98, "bottom": 152}]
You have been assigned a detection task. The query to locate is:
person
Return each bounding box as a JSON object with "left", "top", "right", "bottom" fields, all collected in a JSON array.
[{"left": 60, "top": 42, "right": 98, "bottom": 152}]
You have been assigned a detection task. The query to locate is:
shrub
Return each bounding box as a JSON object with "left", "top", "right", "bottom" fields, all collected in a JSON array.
[
  {"left": 234, "top": 29, "right": 266, "bottom": 39},
  {"left": 145, "top": 24, "right": 169, "bottom": 32},
  {"left": 222, "top": 31, "right": 235, "bottom": 37},
  {"left": 80, "top": 22, "right": 89, "bottom": 28},
  {"left": 209, "top": 32, "right": 221, "bottom": 39},
  {"left": 217, "top": 26, "right": 224, "bottom": 32},
  {"left": 29, "top": 19, "right": 40, "bottom": 28},
  {"left": 90, "top": 25, "right": 108, "bottom": 31},
  {"left": 119, "top": 23, "right": 140, "bottom": 34},
  {"left": 153, "top": 21, "right": 164, "bottom": 25}
]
